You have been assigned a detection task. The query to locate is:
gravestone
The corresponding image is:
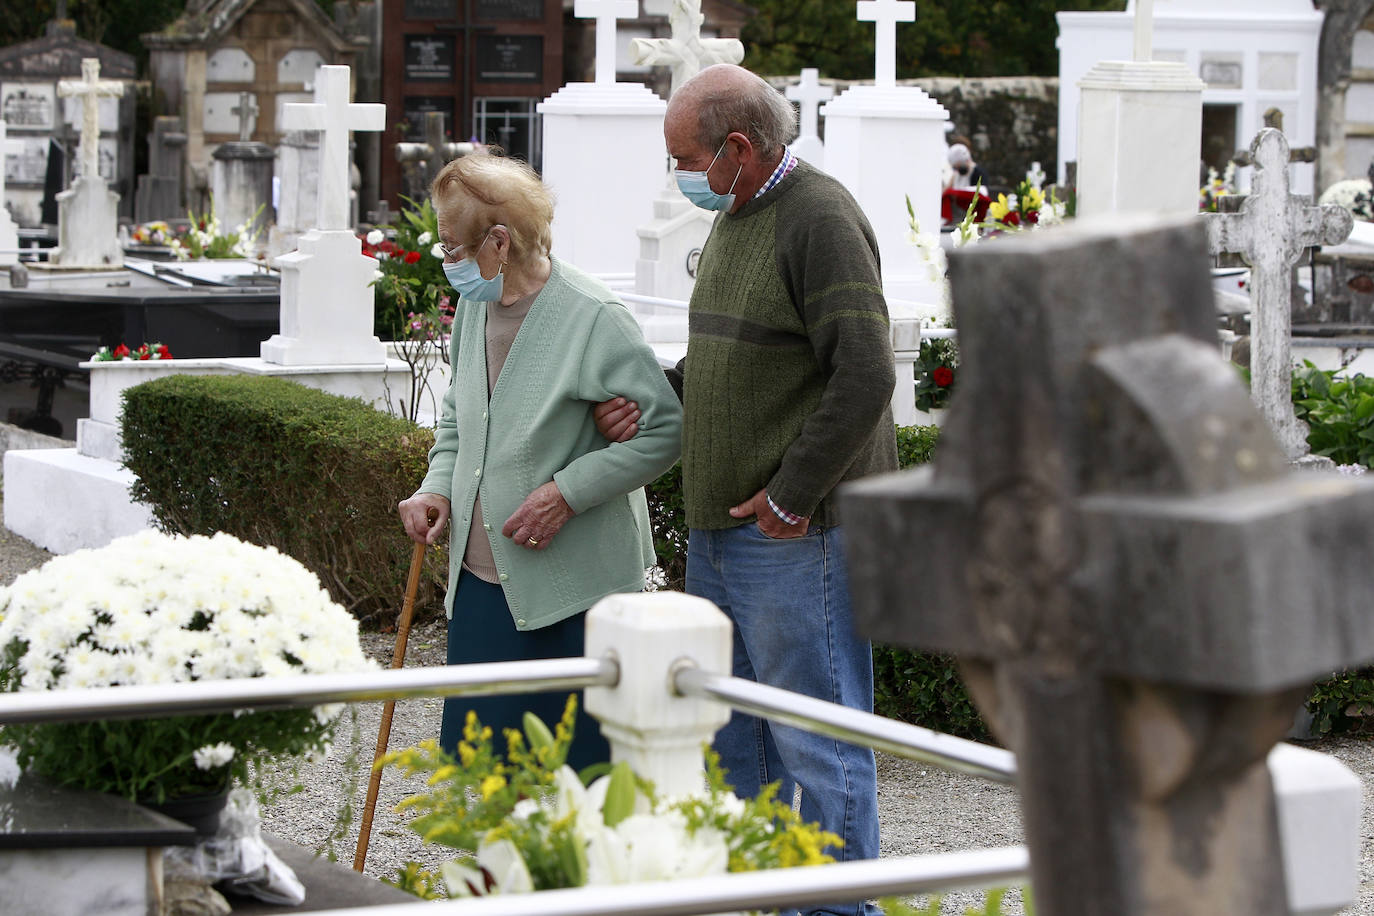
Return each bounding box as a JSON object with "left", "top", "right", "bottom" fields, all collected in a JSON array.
[
  {"left": 393, "top": 111, "right": 472, "bottom": 204},
  {"left": 843, "top": 213, "right": 1374, "bottom": 915},
  {"left": 134, "top": 116, "right": 186, "bottom": 224},
  {"left": 49, "top": 58, "right": 123, "bottom": 268},
  {"left": 1204, "top": 128, "right": 1352, "bottom": 459},
  {"left": 261, "top": 65, "right": 387, "bottom": 366},
  {"left": 786, "top": 68, "right": 833, "bottom": 169},
  {"left": 629, "top": 0, "right": 744, "bottom": 97},
  {"left": 1, "top": 120, "right": 22, "bottom": 266},
  {"left": 210, "top": 91, "right": 273, "bottom": 245},
  {"left": 270, "top": 126, "right": 320, "bottom": 258}
]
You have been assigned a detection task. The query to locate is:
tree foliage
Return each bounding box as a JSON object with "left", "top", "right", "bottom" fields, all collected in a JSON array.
[
  {"left": 0, "top": 0, "right": 187, "bottom": 74},
  {"left": 742, "top": 0, "right": 1125, "bottom": 79}
]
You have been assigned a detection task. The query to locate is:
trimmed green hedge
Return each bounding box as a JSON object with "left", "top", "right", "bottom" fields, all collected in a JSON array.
[{"left": 122, "top": 375, "right": 447, "bottom": 625}]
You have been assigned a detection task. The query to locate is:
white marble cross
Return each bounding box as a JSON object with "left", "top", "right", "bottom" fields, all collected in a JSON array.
[
  {"left": 0, "top": 120, "right": 24, "bottom": 203},
  {"left": 1132, "top": 0, "right": 1154, "bottom": 63},
  {"left": 786, "top": 68, "right": 833, "bottom": 143},
  {"left": 857, "top": 0, "right": 915, "bottom": 89},
  {"left": 57, "top": 58, "right": 123, "bottom": 183},
  {"left": 280, "top": 66, "right": 385, "bottom": 231},
  {"left": 629, "top": 0, "right": 744, "bottom": 97},
  {"left": 232, "top": 91, "right": 259, "bottom": 143},
  {"left": 575, "top": 0, "right": 638, "bottom": 86},
  {"left": 1204, "top": 128, "right": 1354, "bottom": 459}
]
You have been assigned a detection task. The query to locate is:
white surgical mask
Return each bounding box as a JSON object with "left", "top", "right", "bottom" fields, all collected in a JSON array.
[
  {"left": 441, "top": 232, "right": 504, "bottom": 301},
  {"left": 675, "top": 139, "right": 742, "bottom": 212}
]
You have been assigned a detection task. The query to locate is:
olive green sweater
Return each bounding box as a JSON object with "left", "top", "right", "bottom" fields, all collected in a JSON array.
[{"left": 681, "top": 159, "right": 898, "bottom": 529}]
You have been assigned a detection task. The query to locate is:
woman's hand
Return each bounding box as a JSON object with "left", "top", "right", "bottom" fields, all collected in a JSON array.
[
  {"left": 502, "top": 481, "right": 574, "bottom": 550},
  {"left": 398, "top": 493, "right": 450, "bottom": 545},
  {"left": 593, "top": 397, "right": 640, "bottom": 443}
]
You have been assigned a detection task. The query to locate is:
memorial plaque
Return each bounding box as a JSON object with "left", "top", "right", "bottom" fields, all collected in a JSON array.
[
  {"left": 476, "top": 35, "right": 542, "bottom": 82},
  {"left": 2, "top": 83, "right": 55, "bottom": 131},
  {"left": 404, "top": 0, "right": 458, "bottom": 18},
  {"left": 405, "top": 35, "right": 455, "bottom": 81},
  {"left": 403, "top": 96, "right": 455, "bottom": 141},
  {"left": 476, "top": 0, "right": 544, "bottom": 20}
]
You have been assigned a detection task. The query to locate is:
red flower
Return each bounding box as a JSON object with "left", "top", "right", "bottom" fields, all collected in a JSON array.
[
  {"left": 157, "top": 345, "right": 172, "bottom": 359},
  {"left": 113, "top": 344, "right": 130, "bottom": 359},
  {"left": 404, "top": 250, "right": 421, "bottom": 264},
  {"left": 933, "top": 366, "right": 954, "bottom": 388},
  {"left": 1000, "top": 211, "right": 1021, "bottom": 227},
  {"left": 1024, "top": 210, "right": 1039, "bottom": 225}
]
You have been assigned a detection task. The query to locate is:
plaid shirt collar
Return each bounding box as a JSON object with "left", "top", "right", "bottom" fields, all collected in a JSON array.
[{"left": 752, "top": 146, "right": 797, "bottom": 201}]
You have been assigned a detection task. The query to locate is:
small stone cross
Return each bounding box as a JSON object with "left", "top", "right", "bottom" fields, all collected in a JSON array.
[
  {"left": 574, "top": 0, "right": 638, "bottom": 86},
  {"left": 231, "top": 91, "right": 259, "bottom": 143},
  {"left": 786, "top": 68, "right": 833, "bottom": 145},
  {"left": 57, "top": 58, "right": 123, "bottom": 183},
  {"left": 629, "top": 0, "right": 744, "bottom": 97},
  {"left": 1232, "top": 109, "right": 1316, "bottom": 167},
  {"left": 843, "top": 214, "right": 1374, "bottom": 916},
  {"left": 1204, "top": 128, "right": 1352, "bottom": 459},
  {"left": 857, "top": 0, "right": 914, "bottom": 89},
  {"left": 0, "top": 120, "right": 24, "bottom": 203},
  {"left": 367, "top": 200, "right": 398, "bottom": 228},
  {"left": 1131, "top": 0, "right": 1154, "bottom": 62},
  {"left": 280, "top": 65, "right": 385, "bottom": 232}
]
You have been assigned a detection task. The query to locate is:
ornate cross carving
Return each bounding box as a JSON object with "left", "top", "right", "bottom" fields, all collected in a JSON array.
[
  {"left": 231, "top": 92, "right": 259, "bottom": 143},
  {"left": 629, "top": 0, "right": 744, "bottom": 97},
  {"left": 57, "top": 58, "right": 123, "bottom": 183}
]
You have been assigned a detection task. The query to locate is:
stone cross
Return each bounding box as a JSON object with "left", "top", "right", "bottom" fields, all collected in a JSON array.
[
  {"left": 231, "top": 91, "right": 259, "bottom": 143},
  {"left": 280, "top": 66, "right": 385, "bottom": 232},
  {"left": 0, "top": 120, "right": 24, "bottom": 203},
  {"left": 842, "top": 214, "right": 1374, "bottom": 916},
  {"left": 857, "top": 0, "right": 914, "bottom": 89},
  {"left": 574, "top": 0, "right": 638, "bottom": 86},
  {"left": 57, "top": 57, "right": 123, "bottom": 183},
  {"left": 1132, "top": 0, "right": 1154, "bottom": 62},
  {"left": 1232, "top": 109, "right": 1316, "bottom": 168},
  {"left": 1204, "top": 128, "right": 1352, "bottom": 459},
  {"left": 366, "top": 200, "right": 398, "bottom": 229},
  {"left": 629, "top": 0, "right": 744, "bottom": 97},
  {"left": 786, "top": 68, "right": 833, "bottom": 149}
]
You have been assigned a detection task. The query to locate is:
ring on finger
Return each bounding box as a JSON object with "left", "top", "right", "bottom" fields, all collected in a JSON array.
[{"left": 527, "top": 537, "right": 540, "bottom": 547}]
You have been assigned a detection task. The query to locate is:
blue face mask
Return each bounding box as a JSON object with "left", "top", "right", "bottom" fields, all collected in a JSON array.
[
  {"left": 675, "top": 139, "right": 742, "bottom": 212},
  {"left": 441, "top": 232, "right": 504, "bottom": 301}
]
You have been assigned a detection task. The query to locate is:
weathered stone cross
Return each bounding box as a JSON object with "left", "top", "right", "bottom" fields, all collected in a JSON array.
[
  {"left": 280, "top": 66, "right": 385, "bottom": 232},
  {"left": 231, "top": 91, "right": 259, "bottom": 143},
  {"left": 1204, "top": 128, "right": 1352, "bottom": 459},
  {"left": 843, "top": 214, "right": 1374, "bottom": 915},
  {"left": 857, "top": 0, "right": 914, "bottom": 89},
  {"left": 629, "top": 0, "right": 744, "bottom": 97},
  {"left": 57, "top": 57, "right": 123, "bottom": 183},
  {"left": 574, "top": 0, "right": 638, "bottom": 86}
]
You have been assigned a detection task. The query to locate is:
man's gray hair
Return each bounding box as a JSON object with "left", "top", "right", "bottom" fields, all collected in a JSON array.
[{"left": 693, "top": 72, "right": 798, "bottom": 158}]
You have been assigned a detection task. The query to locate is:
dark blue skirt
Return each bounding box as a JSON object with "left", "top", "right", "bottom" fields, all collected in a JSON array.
[{"left": 439, "top": 570, "right": 611, "bottom": 773}]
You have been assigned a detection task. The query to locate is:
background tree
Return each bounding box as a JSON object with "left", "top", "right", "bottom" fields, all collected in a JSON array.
[
  {"left": 0, "top": 0, "right": 187, "bottom": 75},
  {"left": 743, "top": 0, "right": 1125, "bottom": 79}
]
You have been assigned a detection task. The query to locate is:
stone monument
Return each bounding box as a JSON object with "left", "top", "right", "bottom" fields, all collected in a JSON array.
[
  {"left": 629, "top": 0, "right": 744, "bottom": 97},
  {"left": 843, "top": 213, "right": 1374, "bottom": 915},
  {"left": 50, "top": 58, "right": 123, "bottom": 268},
  {"left": 0, "top": 120, "right": 23, "bottom": 267},
  {"left": 1204, "top": 128, "right": 1353, "bottom": 459},
  {"left": 271, "top": 125, "right": 321, "bottom": 258},
  {"left": 210, "top": 91, "right": 273, "bottom": 245},
  {"left": 261, "top": 66, "right": 386, "bottom": 366},
  {"left": 393, "top": 111, "right": 472, "bottom": 204},
  {"left": 786, "top": 68, "right": 834, "bottom": 170},
  {"left": 133, "top": 116, "right": 186, "bottom": 225},
  {"left": 1074, "top": 0, "right": 1206, "bottom": 218}
]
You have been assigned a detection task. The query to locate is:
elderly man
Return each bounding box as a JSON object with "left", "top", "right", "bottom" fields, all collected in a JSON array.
[{"left": 598, "top": 63, "right": 895, "bottom": 916}]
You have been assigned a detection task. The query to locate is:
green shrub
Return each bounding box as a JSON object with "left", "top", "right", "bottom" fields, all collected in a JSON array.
[
  {"left": 1291, "top": 360, "right": 1374, "bottom": 466},
  {"left": 121, "top": 375, "right": 447, "bottom": 625},
  {"left": 646, "top": 462, "right": 687, "bottom": 592}
]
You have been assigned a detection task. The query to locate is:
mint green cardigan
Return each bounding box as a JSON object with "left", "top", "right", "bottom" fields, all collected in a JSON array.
[{"left": 418, "top": 258, "right": 682, "bottom": 630}]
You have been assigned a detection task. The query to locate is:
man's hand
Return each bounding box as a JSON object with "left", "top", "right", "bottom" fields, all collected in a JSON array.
[
  {"left": 398, "top": 493, "right": 450, "bottom": 545},
  {"left": 593, "top": 397, "right": 640, "bottom": 443},
  {"left": 728, "top": 488, "right": 809, "bottom": 539},
  {"left": 502, "top": 481, "right": 575, "bottom": 550}
]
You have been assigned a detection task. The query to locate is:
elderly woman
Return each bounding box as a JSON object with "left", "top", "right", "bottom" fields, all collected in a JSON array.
[{"left": 398, "top": 154, "right": 681, "bottom": 769}]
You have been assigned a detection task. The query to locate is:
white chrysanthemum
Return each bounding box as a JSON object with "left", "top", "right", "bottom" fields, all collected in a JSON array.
[
  {"left": 366, "top": 228, "right": 385, "bottom": 246},
  {"left": 193, "top": 742, "right": 236, "bottom": 770},
  {"left": 417, "top": 231, "right": 432, "bottom": 246}
]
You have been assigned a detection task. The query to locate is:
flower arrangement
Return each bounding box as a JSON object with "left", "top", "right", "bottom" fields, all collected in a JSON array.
[
  {"left": 987, "top": 178, "right": 1067, "bottom": 229},
  {"left": 0, "top": 530, "right": 374, "bottom": 803},
  {"left": 382, "top": 697, "right": 839, "bottom": 900},
  {"left": 1318, "top": 178, "right": 1374, "bottom": 222},
  {"left": 130, "top": 220, "right": 174, "bottom": 247},
  {"left": 1199, "top": 164, "right": 1238, "bottom": 213},
  {"left": 91, "top": 342, "right": 173, "bottom": 362},
  {"left": 914, "top": 337, "right": 959, "bottom": 412},
  {"left": 172, "top": 201, "right": 265, "bottom": 261},
  {"left": 365, "top": 196, "right": 451, "bottom": 340}
]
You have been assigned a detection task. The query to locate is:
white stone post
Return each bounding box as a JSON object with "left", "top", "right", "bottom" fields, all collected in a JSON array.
[
  {"left": 584, "top": 592, "right": 732, "bottom": 798},
  {"left": 0, "top": 120, "right": 22, "bottom": 267},
  {"left": 785, "top": 68, "right": 834, "bottom": 170},
  {"left": 541, "top": 1, "right": 666, "bottom": 280}
]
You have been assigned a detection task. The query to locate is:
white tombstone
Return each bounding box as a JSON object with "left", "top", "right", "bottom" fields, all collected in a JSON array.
[
  {"left": 540, "top": 0, "right": 668, "bottom": 280},
  {"left": 629, "top": 0, "right": 744, "bottom": 98},
  {"left": 0, "top": 120, "right": 22, "bottom": 267},
  {"left": 261, "top": 66, "right": 387, "bottom": 366},
  {"left": 1058, "top": 0, "right": 1323, "bottom": 197},
  {"left": 821, "top": 1, "right": 949, "bottom": 304},
  {"left": 786, "top": 68, "right": 834, "bottom": 170},
  {"left": 50, "top": 58, "right": 124, "bottom": 268},
  {"left": 269, "top": 128, "right": 321, "bottom": 258},
  {"left": 1074, "top": 0, "right": 1206, "bottom": 219}
]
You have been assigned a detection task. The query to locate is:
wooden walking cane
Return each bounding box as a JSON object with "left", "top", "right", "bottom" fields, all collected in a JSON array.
[{"left": 353, "top": 507, "right": 437, "bottom": 872}]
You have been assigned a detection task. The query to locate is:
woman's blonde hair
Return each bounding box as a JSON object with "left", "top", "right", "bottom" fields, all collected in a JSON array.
[{"left": 431, "top": 153, "right": 554, "bottom": 270}]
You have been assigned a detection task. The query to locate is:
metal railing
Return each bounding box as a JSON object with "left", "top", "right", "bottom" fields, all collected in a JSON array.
[{"left": 620, "top": 291, "right": 691, "bottom": 312}]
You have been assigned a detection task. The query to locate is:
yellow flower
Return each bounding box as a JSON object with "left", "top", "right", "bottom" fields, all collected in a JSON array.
[
  {"left": 428, "top": 765, "right": 458, "bottom": 785},
  {"left": 989, "top": 194, "right": 1013, "bottom": 222},
  {"left": 1022, "top": 185, "right": 1044, "bottom": 214},
  {"left": 480, "top": 774, "right": 507, "bottom": 799},
  {"left": 458, "top": 742, "right": 476, "bottom": 767}
]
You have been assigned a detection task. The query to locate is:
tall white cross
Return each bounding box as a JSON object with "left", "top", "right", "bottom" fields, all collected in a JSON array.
[
  {"left": 280, "top": 66, "right": 385, "bottom": 231},
  {"left": 232, "top": 91, "right": 259, "bottom": 143},
  {"left": 1132, "top": 0, "right": 1154, "bottom": 62},
  {"left": 575, "top": 0, "right": 638, "bottom": 86},
  {"left": 857, "top": 0, "right": 915, "bottom": 89},
  {"left": 0, "top": 120, "right": 24, "bottom": 203},
  {"left": 629, "top": 0, "right": 743, "bottom": 97},
  {"left": 786, "top": 68, "right": 833, "bottom": 144},
  {"left": 57, "top": 58, "right": 123, "bottom": 183}
]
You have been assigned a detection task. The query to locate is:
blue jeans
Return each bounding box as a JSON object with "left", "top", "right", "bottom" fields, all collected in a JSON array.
[{"left": 687, "top": 524, "right": 881, "bottom": 916}]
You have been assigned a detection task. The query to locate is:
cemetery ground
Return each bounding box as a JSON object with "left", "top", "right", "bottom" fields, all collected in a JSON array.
[{"left": 5, "top": 475, "right": 1374, "bottom": 912}]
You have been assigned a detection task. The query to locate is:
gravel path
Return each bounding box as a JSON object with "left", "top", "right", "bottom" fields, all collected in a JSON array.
[{"left": 2, "top": 481, "right": 1372, "bottom": 913}]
